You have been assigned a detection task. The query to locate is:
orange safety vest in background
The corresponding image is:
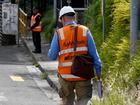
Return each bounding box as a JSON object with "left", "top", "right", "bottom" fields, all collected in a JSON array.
[
  {"left": 31, "top": 13, "right": 42, "bottom": 32},
  {"left": 57, "top": 25, "right": 89, "bottom": 81}
]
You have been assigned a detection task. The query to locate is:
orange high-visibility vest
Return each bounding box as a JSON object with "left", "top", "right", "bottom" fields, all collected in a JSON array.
[
  {"left": 31, "top": 13, "right": 42, "bottom": 32},
  {"left": 57, "top": 25, "right": 89, "bottom": 81}
]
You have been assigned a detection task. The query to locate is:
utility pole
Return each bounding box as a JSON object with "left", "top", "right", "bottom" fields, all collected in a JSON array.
[
  {"left": 130, "top": 0, "right": 139, "bottom": 56},
  {"left": 102, "top": 0, "right": 106, "bottom": 42},
  {"left": 67, "top": 0, "right": 71, "bottom": 6},
  {"left": 53, "top": 0, "right": 56, "bottom": 19},
  {"left": 137, "top": 1, "right": 140, "bottom": 40}
]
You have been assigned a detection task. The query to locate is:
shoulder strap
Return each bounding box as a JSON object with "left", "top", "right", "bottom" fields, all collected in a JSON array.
[{"left": 74, "top": 26, "right": 78, "bottom": 51}]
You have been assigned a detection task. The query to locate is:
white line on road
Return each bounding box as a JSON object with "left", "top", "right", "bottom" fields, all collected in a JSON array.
[{"left": 0, "top": 92, "right": 8, "bottom": 102}]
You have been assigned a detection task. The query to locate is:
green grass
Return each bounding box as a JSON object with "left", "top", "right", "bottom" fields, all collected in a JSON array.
[{"left": 41, "top": 6, "right": 56, "bottom": 42}]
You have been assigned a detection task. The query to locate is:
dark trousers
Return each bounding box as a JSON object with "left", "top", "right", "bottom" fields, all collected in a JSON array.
[
  {"left": 32, "top": 32, "right": 41, "bottom": 52},
  {"left": 58, "top": 76, "right": 92, "bottom": 105}
]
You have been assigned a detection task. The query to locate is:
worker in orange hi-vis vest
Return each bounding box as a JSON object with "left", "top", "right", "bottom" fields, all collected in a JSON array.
[
  {"left": 48, "top": 6, "right": 102, "bottom": 105},
  {"left": 30, "top": 7, "right": 42, "bottom": 53}
]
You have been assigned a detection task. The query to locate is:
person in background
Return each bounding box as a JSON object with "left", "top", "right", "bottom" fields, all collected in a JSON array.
[
  {"left": 48, "top": 6, "right": 102, "bottom": 105},
  {"left": 30, "top": 7, "right": 42, "bottom": 53}
]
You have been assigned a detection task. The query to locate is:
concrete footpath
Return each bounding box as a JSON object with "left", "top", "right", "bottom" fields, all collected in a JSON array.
[
  {"left": 0, "top": 45, "right": 61, "bottom": 105},
  {"left": 21, "top": 35, "right": 59, "bottom": 93}
]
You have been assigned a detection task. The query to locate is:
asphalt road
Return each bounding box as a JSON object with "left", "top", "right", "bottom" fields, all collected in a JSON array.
[{"left": 0, "top": 45, "right": 60, "bottom": 105}]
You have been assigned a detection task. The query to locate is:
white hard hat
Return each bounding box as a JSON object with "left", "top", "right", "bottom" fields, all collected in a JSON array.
[{"left": 59, "top": 6, "right": 75, "bottom": 19}]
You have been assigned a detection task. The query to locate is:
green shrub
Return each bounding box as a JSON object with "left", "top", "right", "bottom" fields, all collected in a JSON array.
[
  {"left": 83, "top": 0, "right": 140, "bottom": 105},
  {"left": 101, "top": 0, "right": 130, "bottom": 88},
  {"left": 84, "top": 0, "right": 102, "bottom": 48},
  {"left": 41, "top": 7, "right": 55, "bottom": 42},
  {"left": 84, "top": 0, "right": 114, "bottom": 49}
]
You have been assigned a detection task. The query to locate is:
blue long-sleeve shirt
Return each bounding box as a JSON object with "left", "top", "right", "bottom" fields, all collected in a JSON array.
[{"left": 48, "top": 21, "right": 102, "bottom": 76}]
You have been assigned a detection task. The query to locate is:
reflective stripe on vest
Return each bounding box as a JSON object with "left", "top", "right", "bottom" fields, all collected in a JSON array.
[
  {"left": 59, "top": 26, "right": 88, "bottom": 40},
  {"left": 83, "top": 26, "right": 88, "bottom": 37},
  {"left": 59, "top": 62, "right": 72, "bottom": 67},
  {"left": 59, "top": 28, "right": 64, "bottom": 40},
  {"left": 61, "top": 74, "right": 80, "bottom": 78},
  {"left": 31, "top": 13, "right": 42, "bottom": 32},
  {"left": 59, "top": 46, "right": 88, "bottom": 55}
]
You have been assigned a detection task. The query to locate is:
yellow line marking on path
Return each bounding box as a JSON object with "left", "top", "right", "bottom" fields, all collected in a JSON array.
[{"left": 10, "top": 75, "right": 24, "bottom": 82}]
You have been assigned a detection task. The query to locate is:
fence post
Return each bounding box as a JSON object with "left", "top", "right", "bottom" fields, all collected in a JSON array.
[
  {"left": 130, "top": 0, "right": 139, "bottom": 56},
  {"left": 19, "top": 8, "right": 27, "bottom": 39}
]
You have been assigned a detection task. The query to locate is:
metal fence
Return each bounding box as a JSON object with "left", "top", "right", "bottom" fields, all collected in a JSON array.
[
  {"left": 19, "top": 8, "right": 27, "bottom": 38},
  {"left": 0, "top": 1, "right": 3, "bottom": 45}
]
